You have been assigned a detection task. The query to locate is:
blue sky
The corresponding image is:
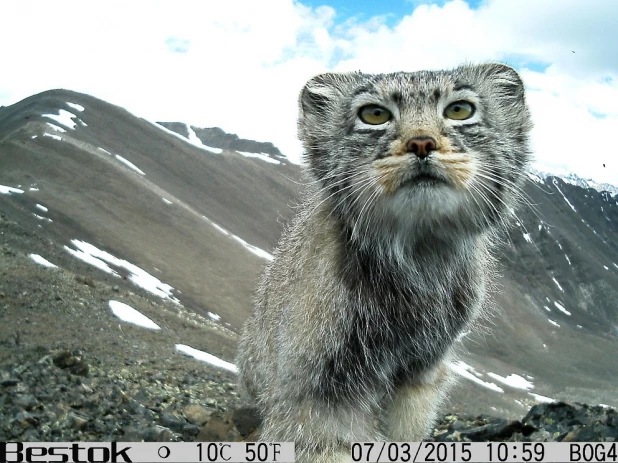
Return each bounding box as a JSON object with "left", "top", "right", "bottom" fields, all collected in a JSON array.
[
  {"left": 303, "top": 0, "right": 486, "bottom": 27},
  {"left": 301, "top": 0, "right": 552, "bottom": 74}
]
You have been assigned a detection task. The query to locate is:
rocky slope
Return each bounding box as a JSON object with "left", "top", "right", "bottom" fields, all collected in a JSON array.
[{"left": 2, "top": 347, "right": 615, "bottom": 442}]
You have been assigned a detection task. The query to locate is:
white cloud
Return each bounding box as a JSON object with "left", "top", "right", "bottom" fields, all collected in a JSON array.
[
  {"left": 523, "top": 69, "right": 618, "bottom": 184},
  {"left": 334, "top": 1, "right": 506, "bottom": 73},
  {"left": 480, "top": 0, "right": 618, "bottom": 78},
  {"left": 1, "top": 0, "right": 616, "bottom": 183}
]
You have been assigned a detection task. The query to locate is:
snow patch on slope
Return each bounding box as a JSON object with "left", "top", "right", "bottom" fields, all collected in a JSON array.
[
  {"left": 487, "top": 373, "right": 534, "bottom": 390},
  {"left": 29, "top": 254, "right": 57, "bottom": 268},
  {"left": 64, "top": 240, "right": 180, "bottom": 304},
  {"left": 186, "top": 124, "right": 223, "bottom": 154},
  {"left": 202, "top": 216, "right": 273, "bottom": 261},
  {"left": 175, "top": 344, "right": 237, "bottom": 373},
  {"left": 109, "top": 300, "right": 160, "bottom": 330},
  {"left": 43, "top": 109, "right": 81, "bottom": 130},
  {"left": 552, "top": 179, "right": 577, "bottom": 212},
  {"left": 115, "top": 155, "right": 145, "bottom": 175},
  {"left": 0, "top": 185, "right": 24, "bottom": 195},
  {"left": 67, "top": 102, "right": 85, "bottom": 112},
  {"left": 33, "top": 213, "right": 52, "bottom": 222},
  {"left": 553, "top": 301, "right": 571, "bottom": 315},
  {"left": 236, "top": 150, "right": 281, "bottom": 165},
  {"left": 449, "top": 361, "right": 504, "bottom": 393},
  {"left": 150, "top": 121, "right": 223, "bottom": 154}
]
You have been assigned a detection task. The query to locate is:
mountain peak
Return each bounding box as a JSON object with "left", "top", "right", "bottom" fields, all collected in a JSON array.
[
  {"left": 530, "top": 168, "right": 618, "bottom": 197},
  {"left": 157, "top": 122, "right": 284, "bottom": 159}
]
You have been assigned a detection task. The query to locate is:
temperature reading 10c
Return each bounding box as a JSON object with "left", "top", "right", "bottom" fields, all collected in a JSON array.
[{"left": 197, "top": 443, "right": 232, "bottom": 461}]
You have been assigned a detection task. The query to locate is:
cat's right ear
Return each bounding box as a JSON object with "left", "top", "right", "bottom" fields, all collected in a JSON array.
[{"left": 299, "top": 73, "right": 341, "bottom": 117}]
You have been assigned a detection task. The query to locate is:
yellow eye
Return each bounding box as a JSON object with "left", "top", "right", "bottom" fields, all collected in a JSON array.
[
  {"left": 359, "top": 105, "right": 392, "bottom": 125},
  {"left": 444, "top": 101, "right": 475, "bottom": 120}
]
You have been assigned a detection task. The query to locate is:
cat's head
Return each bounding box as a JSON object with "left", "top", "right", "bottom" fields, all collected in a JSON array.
[{"left": 298, "top": 63, "right": 533, "bottom": 240}]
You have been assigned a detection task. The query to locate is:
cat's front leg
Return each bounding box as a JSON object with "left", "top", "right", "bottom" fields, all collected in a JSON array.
[
  {"left": 260, "top": 396, "right": 384, "bottom": 463},
  {"left": 384, "top": 362, "right": 454, "bottom": 442}
]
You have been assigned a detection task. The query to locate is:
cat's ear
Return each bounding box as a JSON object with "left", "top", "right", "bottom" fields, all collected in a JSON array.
[
  {"left": 299, "top": 73, "right": 360, "bottom": 117},
  {"left": 479, "top": 63, "right": 526, "bottom": 102},
  {"left": 300, "top": 74, "right": 339, "bottom": 116},
  {"left": 478, "top": 63, "right": 533, "bottom": 135}
]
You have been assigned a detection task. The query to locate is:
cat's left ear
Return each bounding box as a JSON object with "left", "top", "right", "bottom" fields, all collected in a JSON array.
[
  {"left": 479, "top": 63, "right": 526, "bottom": 102},
  {"left": 299, "top": 72, "right": 361, "bottom": 118},
  {"left": 478, "top": 63, "right": 533, "bottom": 137},
  {"left": 299, "top": 73, "right": 339, "bottom": 117}
]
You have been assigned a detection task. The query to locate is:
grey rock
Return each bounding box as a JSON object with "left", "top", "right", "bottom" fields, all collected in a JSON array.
[
  {"left": 183, "top": 404, "right": 213, "bottom": 426},
  {"left": 14, "top": 394, "right": 38, "bottom": 411}
]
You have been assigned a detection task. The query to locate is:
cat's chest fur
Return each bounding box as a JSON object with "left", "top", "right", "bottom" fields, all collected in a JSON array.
[{"left": 305, "top": 221, "right": 482, "bottom": 403}]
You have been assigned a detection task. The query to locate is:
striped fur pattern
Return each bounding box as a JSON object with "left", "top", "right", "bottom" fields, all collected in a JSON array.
[{"left": 237, "top": 63, "right": 532, "bottom": 462}]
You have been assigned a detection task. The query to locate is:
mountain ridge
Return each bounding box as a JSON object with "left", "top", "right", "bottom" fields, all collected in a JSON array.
[{"left": 530, "top": 168, "right": 618, "bottom": 198}]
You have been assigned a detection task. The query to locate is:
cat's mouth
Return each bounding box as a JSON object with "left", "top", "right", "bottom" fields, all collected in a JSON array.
[
  {"left": 402, "top": 172, "right": 449, "bottom": 189},
  {"left": 373, "top": 159, "right": 455, "bottom": 194}
]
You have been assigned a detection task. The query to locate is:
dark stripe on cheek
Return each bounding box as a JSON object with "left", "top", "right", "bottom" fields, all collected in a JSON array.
[
  {"left": 454, "top": 122, "right": 481, "bottom": 131},
  {"left": 356, "top": 129, "right": 387, "bottom": 136}
]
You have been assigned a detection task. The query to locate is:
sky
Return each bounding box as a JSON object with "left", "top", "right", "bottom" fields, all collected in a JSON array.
[{"left": 2, "top": 0, "right": 618, "bottom": 185}]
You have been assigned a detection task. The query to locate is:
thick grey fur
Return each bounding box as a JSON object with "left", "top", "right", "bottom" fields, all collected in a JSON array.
[{"left": 237, "top": 63, "right": 532, "bottom": 462}]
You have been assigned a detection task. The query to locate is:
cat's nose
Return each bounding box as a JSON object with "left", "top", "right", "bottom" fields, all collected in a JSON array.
[{"left": 406, "top": 137, "right": 437, "bottom": 159}]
